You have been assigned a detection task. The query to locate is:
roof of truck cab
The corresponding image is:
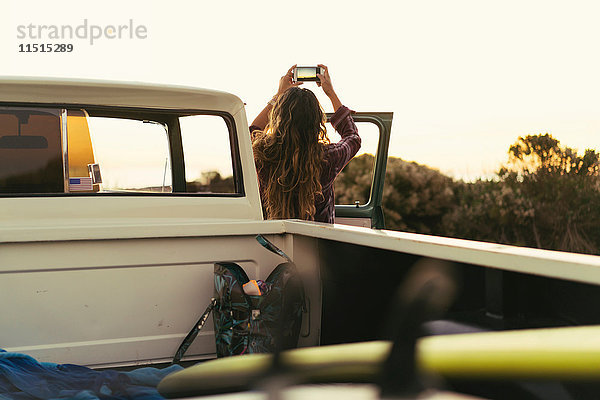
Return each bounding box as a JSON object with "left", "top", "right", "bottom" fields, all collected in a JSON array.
[{"left": 0, "top": 77, "right": 245, "bottom": 114}]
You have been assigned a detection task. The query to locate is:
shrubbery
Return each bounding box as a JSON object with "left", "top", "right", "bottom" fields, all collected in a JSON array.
[{"left": 336, "top": 134, "right": 600, "bottom": 255}]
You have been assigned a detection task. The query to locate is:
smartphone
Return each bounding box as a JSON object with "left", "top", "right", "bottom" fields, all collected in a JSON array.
[{"left": 293, "top": 66, "right": 324, "bottom": 83}]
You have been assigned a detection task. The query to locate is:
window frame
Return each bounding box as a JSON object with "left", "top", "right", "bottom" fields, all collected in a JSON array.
[
  {"left": 0, "top": 103, "right": 245, "bottom": 198},
  {"left": 176, "top": 111, "right": 243, "bottom": 196},
  {"left": 329, "top": 112, "right": 393, "bottom": 229}
]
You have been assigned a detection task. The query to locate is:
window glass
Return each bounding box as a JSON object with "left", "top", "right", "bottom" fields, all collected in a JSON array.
[
  {"left": 331, "top": 121, "right": 380, "bottom": 206},
  {"left": 0, "top": 107, "right": 63, "bottom": 194},
  {"left": 87, "top": 116, "right": 172, "bottom": 193},
  {"left": 180, "top": 115, "right": 236, "bottom": 194},
  {"left": 0, "top": 109, "right": 240, "bottom": 196}
]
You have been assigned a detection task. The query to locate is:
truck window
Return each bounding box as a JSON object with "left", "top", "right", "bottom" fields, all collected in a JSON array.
[
  {"left": 179, "top": 115, "right": 236, "bottom": 194},
  {"left": 331, "top": 121, "right": 380, "bottom": 206},
  {"left": 0, "top": 107, "right": 63, "bottom": 194},
  {"left": 86, "top": 116, "right": 172, "bottom": 193},
  {"left": 1, "top": 108, "right": 242, "bottom": 197}
]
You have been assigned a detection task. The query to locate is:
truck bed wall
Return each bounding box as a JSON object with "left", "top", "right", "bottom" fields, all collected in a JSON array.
[
  {"left": 0, "top": 233, "right": 322, "bottom": 368},
  {"left": 4, "top": 221, "right": 600, "bottom": 367},
  {"left": 317, "top": 238, "right": 600, "bottom": 344}
]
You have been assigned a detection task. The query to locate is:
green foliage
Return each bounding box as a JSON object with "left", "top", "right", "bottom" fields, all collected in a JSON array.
[
  {"left": 506, "top": 134, "right": 600, "bottom": 177},
  {"left": 187, "top": 171, "right": 235, "bottom": 193},
  {"left": 335, "top": 134, "right": 600, "bottom": 255},
  {"left": 335, "top": 154, "right": 457, "bottom": 234},
  {"left": 381, "top": 158, "right": 456, "bottom": 234},
  {"left": 440, "top": 179, "right": 538, "bottom": 247},
  {"left": 490, "top": 134, "right": 600, "bottom": 253},
  {"left": 334, "top": 154, "right": 374, "bottom": 206}
]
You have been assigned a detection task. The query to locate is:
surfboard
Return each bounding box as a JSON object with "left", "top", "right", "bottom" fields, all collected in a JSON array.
[{"left": 158, "top": 325, "right": 600, "bottom": 398}]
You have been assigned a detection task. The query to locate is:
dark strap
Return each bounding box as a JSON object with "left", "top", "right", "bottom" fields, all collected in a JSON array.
[
  {"left": 255, "top": 235, "right": 306, "bottom": 313},
  {"left": 172, "top": 298, "right": 217, "bottom": 364},
  {"left": 255, "top": 234, "right": 292, "bottom": 262}
]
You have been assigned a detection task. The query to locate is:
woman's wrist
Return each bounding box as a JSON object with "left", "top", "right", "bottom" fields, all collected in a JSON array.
[
  {"left": 328, "top": 91, "right": 342, "bottom": 111},
  {"left": 268, "top": 94, "right": 278, "bottom": 106}
]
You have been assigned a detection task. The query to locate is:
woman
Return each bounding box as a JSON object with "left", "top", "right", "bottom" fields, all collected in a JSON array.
[{"left": 250, "top": 64, "right": 361, "bottom": 223}]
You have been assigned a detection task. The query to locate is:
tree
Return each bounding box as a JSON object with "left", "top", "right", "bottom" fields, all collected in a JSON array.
[
  {"left": 187, "top": 171, "right": 235, "bottom": 193},
  {"left": 440, "top": 179, "right": 537, "bottom": 247},
  {"left": 444, "top": 134, "right": 600, "bottom": 254},
  {"left": 336, "top": 134, "right": 600, "bottom": 255},
  {"left": 506, "top": 134, "right": 600, "bottom": 177},
  {"left": 381, "top": 158, "right": 457, "bottom": 234},
  {"left": 334, "top": 154, "right": 374, "bottom": 206},
  {"left": 335, "top": 154, "right": 458, "bottom": 234}
]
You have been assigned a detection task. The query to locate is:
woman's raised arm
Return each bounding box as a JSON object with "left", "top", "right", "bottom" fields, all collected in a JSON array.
[{"left": 250, "top": 65, "right": 303, "bottom": 131}]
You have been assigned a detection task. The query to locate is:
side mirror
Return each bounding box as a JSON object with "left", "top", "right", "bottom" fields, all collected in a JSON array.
[{"left": 0, "top": 135, "right": 48, "bottom": 149}]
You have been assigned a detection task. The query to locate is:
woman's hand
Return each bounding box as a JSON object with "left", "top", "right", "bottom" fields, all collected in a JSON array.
[
  {"left": 276, "top": 65, "right": 303, "bottom": 97},
  {"left": 317, "top": 64, "right": 342, "bottom": 111},
  {"left": 316, "top": 64, "right": 335, "bottom": 97}
]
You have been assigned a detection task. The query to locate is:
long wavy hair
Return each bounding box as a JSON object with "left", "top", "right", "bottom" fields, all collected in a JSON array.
[{"left": 252, "top": 87, "right": 330, "bottom": 220}]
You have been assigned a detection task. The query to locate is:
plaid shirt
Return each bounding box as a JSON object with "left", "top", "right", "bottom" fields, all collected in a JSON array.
[{"left": 250, "top": 105, "right": 361, "bottom": 223}]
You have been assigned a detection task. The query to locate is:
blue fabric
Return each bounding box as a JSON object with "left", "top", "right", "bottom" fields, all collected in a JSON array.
[{"left": 0, "top": 349, "right": 182, "bottom": 399}]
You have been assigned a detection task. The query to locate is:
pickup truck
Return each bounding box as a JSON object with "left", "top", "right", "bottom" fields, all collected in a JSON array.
[{"left": 2, "top": 78, "right": 600, "bottom": 397}]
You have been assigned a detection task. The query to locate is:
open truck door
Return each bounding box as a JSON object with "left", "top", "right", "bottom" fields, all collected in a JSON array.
[{"left": 328, "top": 112, "right": 393, "bottom": 229}]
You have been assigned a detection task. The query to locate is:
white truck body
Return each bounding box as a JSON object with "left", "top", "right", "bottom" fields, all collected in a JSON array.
[{"left": 1, "top": 78, "right": 600, "bottom": 370}]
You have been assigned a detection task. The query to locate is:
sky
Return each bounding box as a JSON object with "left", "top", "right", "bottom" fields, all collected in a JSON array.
[{"left": 3, "top": 0, "right": 599, "bottom": 181}]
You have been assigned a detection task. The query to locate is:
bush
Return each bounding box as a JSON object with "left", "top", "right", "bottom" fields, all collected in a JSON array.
[{"left": 335, "top": 134, "right": 600, "bottom": 255}]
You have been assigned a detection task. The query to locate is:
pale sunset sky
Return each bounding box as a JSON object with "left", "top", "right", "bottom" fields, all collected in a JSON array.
[{"left": 3, "top": 0, "right": 599, "bottom": 181}]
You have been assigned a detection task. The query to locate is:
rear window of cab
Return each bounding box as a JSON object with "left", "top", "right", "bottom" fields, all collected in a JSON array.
[{"left": 0, "top": 107, "right": 243, "bottom": 196}]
